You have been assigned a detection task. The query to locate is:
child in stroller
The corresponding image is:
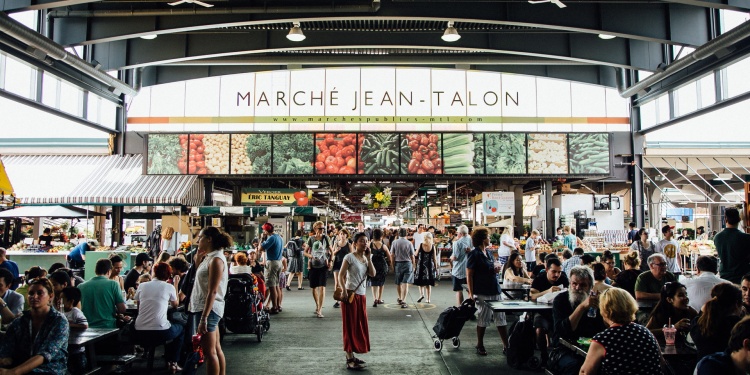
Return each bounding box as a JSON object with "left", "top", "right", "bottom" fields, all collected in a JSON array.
[{"left": 224, "top": 273, "right": 270, "bottom": 342}]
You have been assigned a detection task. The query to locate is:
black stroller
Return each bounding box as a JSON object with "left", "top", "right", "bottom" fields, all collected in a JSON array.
[
  {"left": 224, "top": 273, "right": 270, "bottom": 342},
  {"left": 432, "top": 299, "right": 477, "bottom": 351}
]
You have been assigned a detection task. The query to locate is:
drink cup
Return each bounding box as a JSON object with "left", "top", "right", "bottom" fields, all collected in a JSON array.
[{"left": 663, "top": 327, "right": 677, "bottom": 345}]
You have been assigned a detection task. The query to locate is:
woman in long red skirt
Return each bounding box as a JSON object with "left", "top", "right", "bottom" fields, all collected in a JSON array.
[{"left": 339, "top": 232, "right": 376, "bottom": 370}]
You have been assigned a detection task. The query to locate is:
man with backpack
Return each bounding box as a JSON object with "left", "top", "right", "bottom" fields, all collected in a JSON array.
[{"left": 306, "top": 221, "right": 332, "bottom": 318}]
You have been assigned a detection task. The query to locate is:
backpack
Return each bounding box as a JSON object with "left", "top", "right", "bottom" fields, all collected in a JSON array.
[
  {"left": 285, "top": 241, "right": 299, "bottom": 258},
  {"left": 310, "top": 236, "right": 330, "bottom": 268},
  {"left": 506, "top": 316, "right": 540, "bottom": 369}
]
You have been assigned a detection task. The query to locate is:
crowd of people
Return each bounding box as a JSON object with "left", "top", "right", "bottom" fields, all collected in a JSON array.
[{"left": 1, "top": 208, "right": 750, "bottom": 374}]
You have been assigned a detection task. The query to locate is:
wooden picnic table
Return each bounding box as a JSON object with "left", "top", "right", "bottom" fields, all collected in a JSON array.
[
  {"left": 487, "top": 300, "right": 553, "bottom": 313},
  {"left": 68, "top": 327, "right": 120, "bottom": 373}
]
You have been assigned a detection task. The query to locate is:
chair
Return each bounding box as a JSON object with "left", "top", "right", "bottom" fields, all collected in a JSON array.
[{"left": 135, "top": 336, "right": 173, "bottom": 373}]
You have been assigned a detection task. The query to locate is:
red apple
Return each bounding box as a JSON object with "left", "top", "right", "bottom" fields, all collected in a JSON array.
[
  {"left": 297, "top": 197, "right": 309, "bottom": 206},
  {"left": 293, "top": 191, "right": 307, "bottom": 199}
]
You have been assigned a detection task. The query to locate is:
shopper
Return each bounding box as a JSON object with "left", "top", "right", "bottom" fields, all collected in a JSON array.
[
  {"left": 498, "top": 226, "right": 516, "bottom": 266},
  {"left": 502, "top": 252, "right": 532, "bottom": 285},
  {"left": 635, "top": 253, "right": 676, "bottom": 300},
  {"left": 690, "top": 283, "right": 743, "bottom": 359},
  {"left": 412, "top": 224, "right": 426, "bottom": 251},
  {"left": 368, "top": 229, "right": 392, "bottom": 307},
  {"left": 124, "top": 252, "right": 153, "bottom": 292},
  {"left": 285, "top": 232, "right": 305, "bottom": 291},
  {"left": 338, "top": 232, "right": 376, "bottom": 370},
  {"left": 0, "top": 268, "right": 22, "bottom": 318},
  {"left": 715, "top": 207, "right": 750, "bottom": 283},
  {"left": 525, "top": 229, "right": 540, "bottom": 271},
  {"left": 626, "top": 222, "right": 638, "bottom": 245},
  {"left": 330, "top": 229, "right": 350, "bottom": 309},
  {"left": 695, "top": 316, "right": 750, "bottom": 374},
  {"left": 630, "top": 228, "right": 655, "bottom": 272},
  {"left": 67, "top": 240, "right": 94, "bottom": 269},
  {"left": 466, "top": 227, "right": 509, "bottom": 356},
  {"left": 258, "top": 222, "right": 284, "bottom": 314},
  {"left": 189, "top": 226, "right": 230, "bottom": 375},
  {"left": 392, "top": 228, "right": 415, "bottom": 308},
  {"left": 450, "top": 225, "right": 472, "bottom": 306},
  {"left": 646, "top": 281, "right": 698, "bottom": 341},
  {"left": 0, "top": 248, "right": 20, "bottom": 290},
  {"left": 161, "top": 226, "right": 180, "bottom": 255},
  {"left": 562, "top": 226, "right": 577, "bottom": 251},
  {"left": 601, "top": 250, "right": 620, "bottom": 281},
  {"left": 683, "top": 255, "right": 729, "bottom": 312},
  {"left": 654, "top": 225, "right": 681, "bottom": 277},
  {"left": 306, "top": 221, "right": 333, "bottom": 317},
  {"left": 108, "top": 254, "right": 125, "bottom": 291},
  {"left": 229, "top": 252, "right": 253, "bottom": 275},
  {"left": 613, "top": 251, "right": 641, "bottom": 297},
  {"left": 413, "top": 231, "right": 438, "bottom": 304},
  {"left": 79, "top": 259, "right": 127, "bottom": 328}
]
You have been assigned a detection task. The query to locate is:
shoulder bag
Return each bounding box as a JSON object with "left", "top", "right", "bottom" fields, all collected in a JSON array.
[{"left": 333, "top": 269, "right": 368, "bottom": 304}]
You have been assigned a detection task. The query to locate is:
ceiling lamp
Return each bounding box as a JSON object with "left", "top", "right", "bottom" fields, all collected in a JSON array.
[
  {"left": 305, "top": 180, "right": 319, "bottom": 189},
  {"left": 441, "top": 21, "right": 461, "bottom": 42},
  {"left": 436, "top": 182, "right": 449, "bottom": 189},
  {"left": 714, "top": 173, "right": 733, "bottom": 181},
  {"left": 287, "top": 22, "right": 306, "bottom": 42},
  {"left": 598, "top": 34, "right": 616, "bottom": 40},
  {"left": 140, "top": 34, "right": 157, "bottom": 40}
]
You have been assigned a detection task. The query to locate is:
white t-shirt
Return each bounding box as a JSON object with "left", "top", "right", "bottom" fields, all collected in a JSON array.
[
  {"left": 413, "top": 232, "right": 425, "bottom": 251},
  {"left": 64, "top": 306, "right": 89, "bottom": 326},
  {"left": 230, "top": 265, "right": 253, "bottom": 275},
  {"left": 499, "top": 234, "right": 514, "bottom": 257},
  {"left": 135, "top": 280, "right": 177, "bottom": 330},
  {"left": 654, "top": 239, "right": 681, "bottom": 273}
]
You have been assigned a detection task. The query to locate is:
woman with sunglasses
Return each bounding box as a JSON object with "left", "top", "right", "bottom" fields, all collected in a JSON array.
[
  {"left": 601, "top": 250, "right": 620, "bottom": 282},
  {"left": 306, "top": 221, "right": 334, "bottom": 316},
  {"left": 0, "top": 278, "right": 69, "bottom": 375},
  {"left": 646, "top": 281, "right": 698, "bottom": 341}
]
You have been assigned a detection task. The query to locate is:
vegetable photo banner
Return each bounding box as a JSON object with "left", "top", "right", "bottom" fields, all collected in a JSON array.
[{"left": 145, "top": 132, "right": 612, "bottom": 177}]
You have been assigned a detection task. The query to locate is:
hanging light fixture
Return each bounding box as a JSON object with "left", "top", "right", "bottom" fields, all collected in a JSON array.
[
  {"left": 442, "top": 21, "right": 461, "bottom": 42},
  {"left": 287, "top": 22, "right": 306, "bottom": 42}
]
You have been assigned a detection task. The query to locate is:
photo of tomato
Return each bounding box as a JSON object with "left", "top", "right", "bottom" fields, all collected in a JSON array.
[
  {"left": 401, "top": 133, "right": 442, "bottom": 174},
  {"left": 315, "top": 133, "right": 357, "bottom": 175}
]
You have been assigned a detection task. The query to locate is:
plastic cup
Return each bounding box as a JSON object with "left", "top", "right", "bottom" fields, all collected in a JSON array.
[{"left": 663, "top": 327, "right": 677, "bottom": 345}]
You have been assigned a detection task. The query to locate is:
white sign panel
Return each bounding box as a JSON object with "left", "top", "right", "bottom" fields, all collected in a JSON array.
[
  {"left": 127, "top": 67, "right": 630, "bottom": 133},
  {"left": 482, "top": 192, "right": 515, "bottom": 216}
]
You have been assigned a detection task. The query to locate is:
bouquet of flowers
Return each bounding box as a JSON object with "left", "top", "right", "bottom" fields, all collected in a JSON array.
[{"left": 361, "top": 187, "right": 392, "bottom": 209}]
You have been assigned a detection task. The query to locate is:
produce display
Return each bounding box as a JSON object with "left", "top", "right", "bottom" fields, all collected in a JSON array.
[
  {"left": 273, "top": 134, "right": 313, "bottom": 174},
  {"left": 485, "top": 133, "right": 526, "bottom": 174},
  {"left": 402, "top": 133, "right": 442, "bottom": 174},
  {"left": 442, "top": 134, "right": 476, "bottom": 174},
  {"left": 472, "top": 134, "right": 485, "bottom": 174},
  {"left": 237, "top": 134, "right": 273, "bottom": 174},
  {"left": 358, "top": 134, "right": 402, "bottom": 174},
  {"left": 147, "top": 134, "right": 182, "bottom": 174},
  {"left": 315, "top": 133, "right": 357, "bottom": 174},
  {"left": 197, "top": 134, "right": 230, "bottom": 174},
  {"left": 230, "top": 134, "right": 253, "bottom": 174},
  {"left": 528, "top": 133, "right": 569, "bottom": 174},
  {"left": 568, "top": 133, "right": 610, "bottom": 174}
]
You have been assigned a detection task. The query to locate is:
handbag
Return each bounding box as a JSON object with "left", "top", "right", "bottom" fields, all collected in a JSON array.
[
  {"left": 333, "top": 275, "right": 367, "bottom": 304},
  {"left": 117, "top": 319, "right": 135, "bottom": 343},
  {"left": 181, "top": 333, "right": 204, "bottom": 375},
  {"left": 168, "top": 307, "right": 188, "bottom": 326}
]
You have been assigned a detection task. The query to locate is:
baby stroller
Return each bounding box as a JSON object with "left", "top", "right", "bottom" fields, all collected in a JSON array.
[
  {"left": 224, "top": 273, "right": 270, "bottom": 342},
  {"left": 432, "top": 299, "right": 477, "bottom": 351}
]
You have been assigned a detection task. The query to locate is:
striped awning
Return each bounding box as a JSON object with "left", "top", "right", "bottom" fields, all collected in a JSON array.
[{"left": 1, "top": 154, "right": 203, "bottom": 206}]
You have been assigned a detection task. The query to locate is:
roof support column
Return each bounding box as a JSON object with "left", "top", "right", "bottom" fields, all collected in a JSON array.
[
  {"left": 630, "top": 70, "right": 646, "bottom": 229},
  {"left": 110, "top": 206, "right": 124, "bottom": 247},
  {"left": 204, "top": 179, "right": 214, "bottom": 206},
  {"left": 543, "top": 180, "right": 555, "bottom": 240}
]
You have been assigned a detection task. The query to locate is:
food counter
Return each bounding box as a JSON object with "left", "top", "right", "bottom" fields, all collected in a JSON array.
[
  {"left": 7, "top": 252, "right": 69, "bottom": 276},
  {"left": 85, "top": 250, "right": 134, "bottom": 281}
]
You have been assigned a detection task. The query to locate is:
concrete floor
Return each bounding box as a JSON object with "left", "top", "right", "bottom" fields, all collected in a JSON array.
[{"left": 129, "top": 278, "right": 531, "bottom": 375}]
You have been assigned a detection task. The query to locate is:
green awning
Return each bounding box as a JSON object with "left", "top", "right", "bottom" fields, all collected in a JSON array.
[{"left": 191, "top": 206, "right": 327, "bottom": 216}]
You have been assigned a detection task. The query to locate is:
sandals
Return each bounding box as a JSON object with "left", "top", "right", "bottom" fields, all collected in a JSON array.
[
  {"left": 317, "top": 312, "right": 324, "bottom": 318},
  {"left": 377, "top": 299, "right": 384, "bottom": 304},
  {"left": 400, "top": 302, "right": 408, "bottom": 309},
  {"left": 417, "top": 296, "right": 425, "bottom": 303},
  {"left": 298, "top": 287, "right": 305, "bottom": 290},
  {"left": 475, "top": 346, "right": 487, "bottom": 356},
  {"left": 167, "top": 362, "right": 182, "bottom": 374},
  {"left": 372, "top": 302, "right": 378, "bottom": 307}
]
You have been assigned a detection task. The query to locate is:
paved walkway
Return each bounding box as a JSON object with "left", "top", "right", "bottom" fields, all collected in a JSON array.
[{"left": 129, "top": 278, "right": 529, "bottom": 374}]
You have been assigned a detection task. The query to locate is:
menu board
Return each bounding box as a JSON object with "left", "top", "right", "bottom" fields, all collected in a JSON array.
[
  {"left": 191, "top": 134, "right": 230, "bottom": 175},
  {"left": 315, "top": 133, "right": 357, "bottom": 175},
  {"left": 358, "top": 133, "right": 401, "bottom": 175},
  {"left": 569, "top": 133, "right": 610, "bottom": 174},
  {"left": 401, "top": 133, "right": 442, "bottom": 174},
  {"left": 527, "top": 133, "right": 569, "bottom": 174},
  {"left": 485, "top": 133, "right": 526, "bottom": 174},
  {"left": 231, "top": 134, "right": 271, "bottom": 174},
  {"left": 147, "top": 134, "right": 183, "bottom": 174},
  {"left": 273, "top": 134, "right": 313, "bottom": 174}
]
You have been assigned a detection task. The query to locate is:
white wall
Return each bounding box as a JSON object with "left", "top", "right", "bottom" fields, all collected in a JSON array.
[{"left": 552, "top": 194, "right": 625, "bottom": 231}]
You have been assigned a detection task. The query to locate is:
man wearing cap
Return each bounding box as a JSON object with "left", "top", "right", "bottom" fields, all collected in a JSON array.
[
  {"left": 258, "top": 222, "right": 284, "bottom": 313},
  {"left": 654, "top": 225, "right": 681, "bottom": 277},
  {"left": 715, "top": 207, "right": 750, "bottom": 284},
  {"left": 124, "top": 252, "right": 153, "bottom": 292}
]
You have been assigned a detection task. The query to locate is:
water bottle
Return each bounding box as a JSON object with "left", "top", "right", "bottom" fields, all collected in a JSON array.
[{"left": 587, "top": 290, "right": 598, "bottom": 318}]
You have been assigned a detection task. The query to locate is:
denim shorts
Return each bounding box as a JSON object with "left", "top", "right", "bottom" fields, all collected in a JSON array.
[{"left": 206, "top": 311, "right": 221, "bottom": 332}]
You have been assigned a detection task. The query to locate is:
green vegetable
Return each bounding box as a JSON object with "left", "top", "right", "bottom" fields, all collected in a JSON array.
[
  {"left": 245, "top": 134, "right": 272, "bottom": 174},
  {"left": 485, "top": 133, "right": 526, "bottom": 174},
  {"left": 359, "top": 134, "right": 400, "bottom": 174},
  {"left": 568, "top": 133, "right": 610, "bottom": 174},
  {"left": 272, "top": 134, "right": 313, "bottom": 174},
  {"left": 147, "top": 134, "right": 181, "bottom": 174}
]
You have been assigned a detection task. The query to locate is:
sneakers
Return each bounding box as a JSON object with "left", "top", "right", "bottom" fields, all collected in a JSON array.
[
  {"left": 372, "top": 301, "right": 377, "bottom": 307},
  {"left": 333, "top": 302, "right": 340, "bottom": 308}
]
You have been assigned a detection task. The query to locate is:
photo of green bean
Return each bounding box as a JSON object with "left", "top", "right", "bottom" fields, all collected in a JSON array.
[{"left": 568, "top": 133, "right": 610, "bottom": 174}]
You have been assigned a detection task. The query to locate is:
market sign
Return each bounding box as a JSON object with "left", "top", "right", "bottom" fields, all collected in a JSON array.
[
  {"left": 127, "top": 68, "right": 630, "bottom": 133},
  {"left": 341, "top": 213, "right": 362, "bottom": 222},
  {"left": 241, "top": 188, "right": 310, "bottom": 206},
  {"left": 482, "top": 192, "right": 515, "bottom": 216}
]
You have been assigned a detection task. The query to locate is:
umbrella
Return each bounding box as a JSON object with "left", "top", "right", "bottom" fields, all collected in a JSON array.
[
  {"left": 0, "top": 205, "right": 104, "bottom": 219},
  {"left": 0, "top": 158, "right": 13, "bottom": 199}
]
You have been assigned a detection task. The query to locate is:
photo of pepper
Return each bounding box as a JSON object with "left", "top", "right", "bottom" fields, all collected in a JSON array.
[
  {"left": 358, "top": 134, "right": 401, "bottom": 175},
  {"left": 442, "top": 134, "right": 476, "bottom": 174},
  {"left": 402, "top": 133, "right": 442, "bottom": 174},
  {"left": 485, "top": 133, "right": 526, "bottom": 174},
  {"left": 273, "top": 133, "right": 313, "bottom": 174},
  {"left": 315, "top": 133, "right": 357, "bottom": 174},
  {"left": 569, "top": 133, "right": 610, "bottom": 174},
  {"left": 147, "top": 134, "right": 182, "bottom": 174}
]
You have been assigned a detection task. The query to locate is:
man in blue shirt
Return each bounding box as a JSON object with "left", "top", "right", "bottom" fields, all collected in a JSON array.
[
  {"left": 258, "top": 223, "right": 284, "bottom": 313},
  {"left": 67, "top": 241, "right": 93, "bottom": 269},
  {"left": 0, "top": 248, "right": 20, "bottom": 290},
  {"left": 450, "top": 225, "right": 472, "bottom": 306},
  {"left": 696, "top": 316, "right": 750, "bottom": 374}
]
